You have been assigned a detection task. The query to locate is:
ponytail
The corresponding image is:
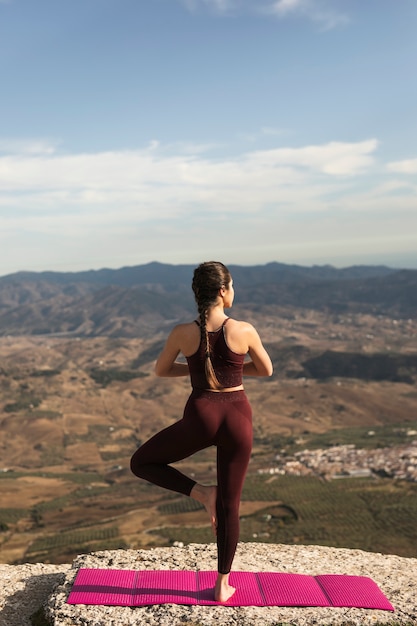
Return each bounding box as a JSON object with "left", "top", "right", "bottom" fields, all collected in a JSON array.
[
  {"left": 192, "top": 261, "right": 232, "bottom": 391},
  {"left": 197, "top": 302, "right": 222, "bottom": 390}
]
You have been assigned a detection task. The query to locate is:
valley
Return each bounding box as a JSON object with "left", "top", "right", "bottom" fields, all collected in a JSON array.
[{"left": 1, "top": 305, "right": 417, "bottom": 565}]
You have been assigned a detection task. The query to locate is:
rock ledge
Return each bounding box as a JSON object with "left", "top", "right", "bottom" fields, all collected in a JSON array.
[{"left": 1, "top": 543, "right": 416, "bottom": 626}]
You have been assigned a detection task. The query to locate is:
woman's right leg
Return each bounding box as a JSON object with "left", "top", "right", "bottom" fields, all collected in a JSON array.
[
  {"left": 130, "top": 393, "right": 219, "bottom": 498},
  {"left": 130, "top": 419, "right": 200, "bottom": 496}
]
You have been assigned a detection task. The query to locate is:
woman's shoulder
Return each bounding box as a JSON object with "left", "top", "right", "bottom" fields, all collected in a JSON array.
[
  {"left": 168, "top": 321, "right": 200, "bottom": 356},
  {"left": 226, "top": 318, "right": 256, "bottom": 332},
  {"left": 170, "top": 320, "right": 199, "bottom": 335},
  {"left": 223, "top": 318, "right": 258, "bottom": 354},
  {"left": 225, "top": 318, "right": 259, "bottom": 343}
]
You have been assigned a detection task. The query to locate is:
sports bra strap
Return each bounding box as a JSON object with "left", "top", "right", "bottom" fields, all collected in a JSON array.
[{"left": 194, "top": 317, "right": 229, "bottom": 330}]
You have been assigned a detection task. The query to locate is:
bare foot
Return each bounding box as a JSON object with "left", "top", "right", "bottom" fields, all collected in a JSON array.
[
  {"left": 190, "top": 483, "right": 217, "bottom": 535},
  {"left": 190, "top": 484, "right": 217, "bottom": 536},
  {"left": 214, "top": 573, "right": 236, "bottom": 603}
]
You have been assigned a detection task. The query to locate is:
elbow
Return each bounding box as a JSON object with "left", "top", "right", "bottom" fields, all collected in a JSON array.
[
  {"left": 262, "top": 360, "right": 274, "bottom": 377},
  {"left": 255, "top": 363, "right": 273, "bottom": 377},
  {"left": 154, "top": 361, "right": 166, "bottom": 377}
]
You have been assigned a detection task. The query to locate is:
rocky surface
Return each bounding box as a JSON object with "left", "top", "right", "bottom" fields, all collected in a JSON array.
[
  {"left": 0, "top": 561, "right": 71, "bottom": 626},
  {"left": 1, "top": 543, "right": 416, "bottom": 626}
]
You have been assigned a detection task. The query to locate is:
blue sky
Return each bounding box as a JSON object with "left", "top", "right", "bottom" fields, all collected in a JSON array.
[{"left": 0, "top": 0, "right": 416, "bottom": 275}]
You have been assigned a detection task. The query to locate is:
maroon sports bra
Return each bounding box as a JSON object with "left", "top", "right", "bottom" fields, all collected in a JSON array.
[{"left": 186, "top": 318, "right": 245, "bottom": 390}]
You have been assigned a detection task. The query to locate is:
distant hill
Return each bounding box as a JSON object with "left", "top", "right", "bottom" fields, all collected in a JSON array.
[
  {"left": 0, "top": 260, "right": 396, "bottom": 290},
  {"left": 0, "top": 262, "right": 415, "bottom": 337}
]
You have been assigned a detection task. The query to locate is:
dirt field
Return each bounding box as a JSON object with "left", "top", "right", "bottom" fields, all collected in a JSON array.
[{"left": 1, "top": 309, "right": 416, "bottom": 564}]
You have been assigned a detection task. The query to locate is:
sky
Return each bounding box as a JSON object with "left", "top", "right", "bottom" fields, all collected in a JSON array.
[{"left": 0, "top": 0, "right": 416, "bottom": 276}]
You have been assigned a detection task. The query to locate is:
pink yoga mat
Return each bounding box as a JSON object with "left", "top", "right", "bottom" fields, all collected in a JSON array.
[
  {"left": 67, "top": 568, "right": 395, "bottom": 611},
  {"left": 67, "top": 568, "right": 137, "bottom": 606},
  {"left": 316, "top": 574, "right": 395, "bottom": 610},
  {"left": 257, "top": 572, "right": 330, "bottom": 607},
  {"left": 133, "top": 570, "right": 198, "bottom": 605}
]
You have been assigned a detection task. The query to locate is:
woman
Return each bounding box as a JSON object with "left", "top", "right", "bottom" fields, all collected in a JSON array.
[{"left": 130, "top": 261, "right": 273, "bottom": 602}]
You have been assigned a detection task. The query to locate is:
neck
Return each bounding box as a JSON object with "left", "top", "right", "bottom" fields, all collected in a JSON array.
[{"left": 204, "top": 303, "right": 227, "bottom": 326}]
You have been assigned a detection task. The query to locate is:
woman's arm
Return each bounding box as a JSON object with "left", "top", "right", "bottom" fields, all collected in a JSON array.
[
  {"left": 242, "top": 324, "right": 273, "bottom": 377},
  {"left": 154, "top": 326, "right": 190, "bottom": 378}
]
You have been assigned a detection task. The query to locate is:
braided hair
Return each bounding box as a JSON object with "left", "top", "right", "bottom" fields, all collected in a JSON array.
[{"left": 192, "top": 261, "right": 232, "bottom": 390}]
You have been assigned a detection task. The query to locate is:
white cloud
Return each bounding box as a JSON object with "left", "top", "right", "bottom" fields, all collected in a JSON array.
[
  {"left": 0, "top": 138, "right": 58, "bottom": 156},
  {"left": 246, "top": 139, "right": 378, "bottom": 175},
  {"left": 2, "top": 136, "right": 415, "bottom": 274},
  {"left": 387, "top": 158, "right": 417, "bottom": 174},
  {"left": 271, "top": 0, "right": 306, "bottom": 15},
  {"left": 270, "top": 0, "right": 350, "bottom": 29},
  {"left": 180, "top": 0, "right": 350, "bottom": 28},
  {"left": 0, "top": 139, "right": 377, "bottom": 217}
]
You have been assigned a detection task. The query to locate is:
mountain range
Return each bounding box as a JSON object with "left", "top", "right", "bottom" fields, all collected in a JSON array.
[{"left": 0, "top": 261, "right": 415, "bottom": 337}]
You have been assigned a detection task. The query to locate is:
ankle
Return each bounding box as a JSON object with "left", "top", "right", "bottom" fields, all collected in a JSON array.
[
  {"left": 214, "top": 572, "right": 235, "bottom": 602},
  {"left": 190, "top": 483, "right": 204, "bottom": 502},
  {"left": 216, "top": 572, "right": 230, "bottom": 586}
]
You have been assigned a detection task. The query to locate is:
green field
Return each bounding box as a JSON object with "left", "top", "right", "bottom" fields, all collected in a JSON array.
[
  {"left": 262, "top": 420, "right": 417, "bottom": 454},
  {"left": 6, "top": 464, "right": 417, "bottom": 564},
  {"left": 25, "top": 525, "right": 128, "bottom": 562},
  {"left": 2, "top": 418, "right": 416, "bottom": 565},
  {"left": 152, "top": 473, "right": 417, "bottom": 558}
]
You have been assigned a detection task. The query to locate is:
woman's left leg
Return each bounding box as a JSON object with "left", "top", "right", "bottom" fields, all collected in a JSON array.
[
  {"left": 214, "top": 396, "right": 252, "bottom": 602},
  {"left": 215, "top": 394, "right": 253, "bottom": 577}
]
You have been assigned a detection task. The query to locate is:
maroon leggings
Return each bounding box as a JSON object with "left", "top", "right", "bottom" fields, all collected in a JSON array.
[{"left": 130, "top": 389, "right": 252, "bottom": 574}]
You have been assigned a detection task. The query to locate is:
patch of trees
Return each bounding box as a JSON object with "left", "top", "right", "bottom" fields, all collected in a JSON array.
[
  {"left": 302, "top": 351, "right": 417, "bottom": 383},
  {"left": 89, "top": 368, "right": 148, "bottom": 387}
]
